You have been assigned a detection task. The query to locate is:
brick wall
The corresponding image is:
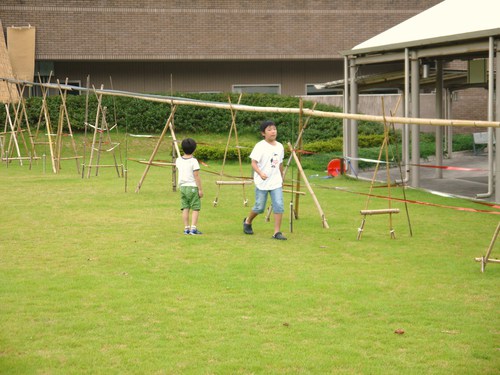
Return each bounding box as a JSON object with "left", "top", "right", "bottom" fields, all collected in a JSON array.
[
  {"left": 4, "top": 0, "right": 487, "bottom": 123},
  {"left": 0, "top": 0, "right": 442, "bottom": 61}
]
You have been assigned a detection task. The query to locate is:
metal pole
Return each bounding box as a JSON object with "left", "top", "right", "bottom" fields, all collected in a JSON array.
[
  {"left": 435, "top": 60, "right": 444, "bottom": 179},
  {"left": 343, "top": 56, "right": 350, "bottom": 159},
  {"left": 410, "top": 51, "right": 420, "bottom": 187},
  {"left": 349, "top": 59, "right": 358, "bottom": 175},
  {"left": 478, "top": 37, "right": 495, "bottom": 198},
  {"left": 402, "top": 48, "right": 410, "bottom": 183}
]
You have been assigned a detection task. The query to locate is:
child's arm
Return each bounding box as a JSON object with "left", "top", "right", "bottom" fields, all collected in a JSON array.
[
  {"left": 251, "top": 159, "right": 267, "bottom": 180},
  {"left": 194, "top": 169, "right": 203, "bottom": 198}
]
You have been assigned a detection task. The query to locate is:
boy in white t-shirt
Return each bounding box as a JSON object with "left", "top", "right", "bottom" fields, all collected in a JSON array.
[
  {"left": 243, "top": 120, "right": 287, "bottom": 240},
  {"left": 175, "top": 138, "right": 204, "bottom": 235}
]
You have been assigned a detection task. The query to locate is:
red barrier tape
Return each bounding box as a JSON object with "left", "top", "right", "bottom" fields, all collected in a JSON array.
[
  {"left": 412, "top": 164, "right": 488, "bottom": 172},
  {"left": 318, "top": 185, "right": 500, "bottom": 215}
]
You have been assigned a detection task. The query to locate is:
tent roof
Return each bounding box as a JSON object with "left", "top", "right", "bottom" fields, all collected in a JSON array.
[{"left": 342, "top": 0, "right": 500, "bottom": 56}]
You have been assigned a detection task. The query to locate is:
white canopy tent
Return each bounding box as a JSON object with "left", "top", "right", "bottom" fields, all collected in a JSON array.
[{"left": 340, "top": 0, "right": 500, "bottom": 201}]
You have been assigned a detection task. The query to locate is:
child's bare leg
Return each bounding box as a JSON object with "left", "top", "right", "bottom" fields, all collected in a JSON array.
[
  {"left": 274, "top": 213, "right": 283, "bottom": 234},
  {"left": 245, "top": 210, "right": 259, "bottom": 224},
  {"left": 191, "top": 210, "right": 200, "bottom": 227},
  {"left": 182, "top": 209, "right": 190, "bottom": 227}
]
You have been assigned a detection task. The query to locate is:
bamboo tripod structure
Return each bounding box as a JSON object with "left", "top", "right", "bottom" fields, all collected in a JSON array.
[
  {"left": 357, "top": 116, "right": 399, "bottom": 240},
  {"left": 1, "top": 83, "right": 38, "bottom": 166},
  {"left": 83, "top": 84, "right": 123, "bottom": 179},
  {"left": 135, "top": 106, "right": 179, "bottom": 192},
  {"left": 475, "top": 221, "right": 500, "bottom": 272},
  {"left": 32, "top": 75, "right": 81, "bottom": 174},
  {"left": 0, "top": 85, "right": 32, "bottom": 167},
  {"left": 213, "top": 94, "right": 252, "bottom": 207},
  {"left": 54, "top": 79, "right": 81, "bottom": 173}
]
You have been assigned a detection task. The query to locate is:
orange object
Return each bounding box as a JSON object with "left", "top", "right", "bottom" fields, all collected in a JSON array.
[{"left": 327, "top": 159, "right": 344, "bottom": 177}]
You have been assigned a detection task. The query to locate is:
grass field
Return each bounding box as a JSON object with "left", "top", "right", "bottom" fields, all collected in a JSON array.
[{"left": 1, "top": 133, "right": 499, "bottom": 374}]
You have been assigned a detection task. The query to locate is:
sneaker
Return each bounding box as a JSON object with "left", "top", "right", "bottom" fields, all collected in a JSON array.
[
  {"left": 243, "top": 218, "right": 253, "bottom": 234},
  {"left": 190, "top": 228, "right": 203, "bottom": 235},
  {"left": 272, "top": 232, "right": 287, "bottom": 240},
  {"left": 183, "top": 229, "right": 190, "bottom": 235}
]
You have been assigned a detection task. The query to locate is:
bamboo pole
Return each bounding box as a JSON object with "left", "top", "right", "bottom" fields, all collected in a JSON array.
[
  {"left": 135, "top": 106, "right": 178, "bottom": 193},
  {"left": 43, "top": 101, "right": 57, "bottom": 173},
  {"left": 55, "top": 104, "right": 64, "bottom": 172},
  {"left": 214, "top": 94, "right": 246, "bottom": 206},
  {"left": 4, "top": 104, "right": 22, "bottom": 165},
  {"left": 360, "top": 209, "right": 400, "bottom": 215},
  {"left": 215, "top": 180, "right": 253, "bottom": 185},
  {"left": 287, "top": 142, "right": 329, "bottom": 229},
  {"left": 86, "top": 87, "right": 104, "bottom": 178},
  {"left": 474, "top": 221, "right": 500, "bottom": 272},
  {"left": 56, "top": 79, "right": 81, "bottom": 174},
  {"left": 10, "top": 85, "right": 31, "bottom": 164},
  {"left": 294, "top": 98, "right": 303, "bottom": 219},
  {"left": 2, "top": 77, "right": 500, "bottom": 129}
]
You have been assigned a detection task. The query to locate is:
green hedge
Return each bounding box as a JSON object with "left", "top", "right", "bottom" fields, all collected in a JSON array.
[
  {"left": 3, "top": 92, "right": 349, "bottom": 143},
  {"left": 195, "top": 135, "right": 391, "bottom": 163}
]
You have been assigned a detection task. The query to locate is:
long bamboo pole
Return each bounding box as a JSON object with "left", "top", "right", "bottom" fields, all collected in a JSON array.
[
  {"left": 86, "top": 87, "right": 104, "bottom": 178},
  {"left": 288, "top": 142, "right": 329, "bottom": 229},
  {"left": 2, "top": 77, "right": 500, "bottom": 129}
]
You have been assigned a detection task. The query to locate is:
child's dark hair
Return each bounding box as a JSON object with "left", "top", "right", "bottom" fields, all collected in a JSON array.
[
  {"left": 260, "top": 120, "right": 275, "bottom": 133},
  {"left": 181, "top": 138, "right": 197, "bottom": 154}
]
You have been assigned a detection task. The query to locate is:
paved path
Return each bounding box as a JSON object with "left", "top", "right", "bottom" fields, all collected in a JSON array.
[{"left": 356, "top": 151, "right": 496, "bottom": 203}]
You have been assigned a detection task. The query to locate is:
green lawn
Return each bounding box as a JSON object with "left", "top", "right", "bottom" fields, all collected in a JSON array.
[{"left": 0, "top": 134, "right": 499, "bottom": 374}]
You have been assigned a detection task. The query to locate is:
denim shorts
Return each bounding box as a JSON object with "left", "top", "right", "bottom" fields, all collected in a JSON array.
[{"left": 251, "top": 187, "right": 284, "bottom": 214}]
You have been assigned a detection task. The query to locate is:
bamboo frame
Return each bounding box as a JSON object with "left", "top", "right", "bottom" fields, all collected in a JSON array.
[
  {"left": 357, "top": 99, "right": 408, "bottom": 240},
  {"left": 1, "top": 83, "right": 38, "bottom": 166},
  {"left": 475, "top": 221, "right": 500, "bottom": 272},
  {"left": 54, "top": 79, "right": 81, "bottom": 174},
  {"left": 135, "top": 106, "right": 178, "bottom": 193},
  {"left": 34, "top": 73, "right": 57, "bottom": 173},
  {"left": 3, "top": 103, "right": 22, "bottom": 164},
  {"left": 83, "top": 84, "right": 123, "bottom": 178},
  {"left": 213, "top": 94, "right": 249, "bottom": 207}
]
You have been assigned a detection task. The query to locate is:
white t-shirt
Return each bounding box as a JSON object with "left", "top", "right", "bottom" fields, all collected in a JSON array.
[
  {"left": 175, "top": 156, "right": 200, "bottom": 187},
  {"left": 249, "top": 139, "right": 284, "bottom": 190}
]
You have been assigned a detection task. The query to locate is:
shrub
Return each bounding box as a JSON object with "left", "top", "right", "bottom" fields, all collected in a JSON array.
[{"left": 1, "top": 93, "right": 345, "bottom": 141}]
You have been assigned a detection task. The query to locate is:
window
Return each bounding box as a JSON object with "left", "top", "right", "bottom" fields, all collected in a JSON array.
[
  {"left": 360, "top": 88, "right": 399, "bottom": 95},
  {"left": 232, "top": 84, "right": 280, "bottom": 94},
  {"left": 306, "top": 84, "right": 342, "bottom": 96},
  {"left": 65, "top": 80, "right": 82, "bottom": 95}
]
